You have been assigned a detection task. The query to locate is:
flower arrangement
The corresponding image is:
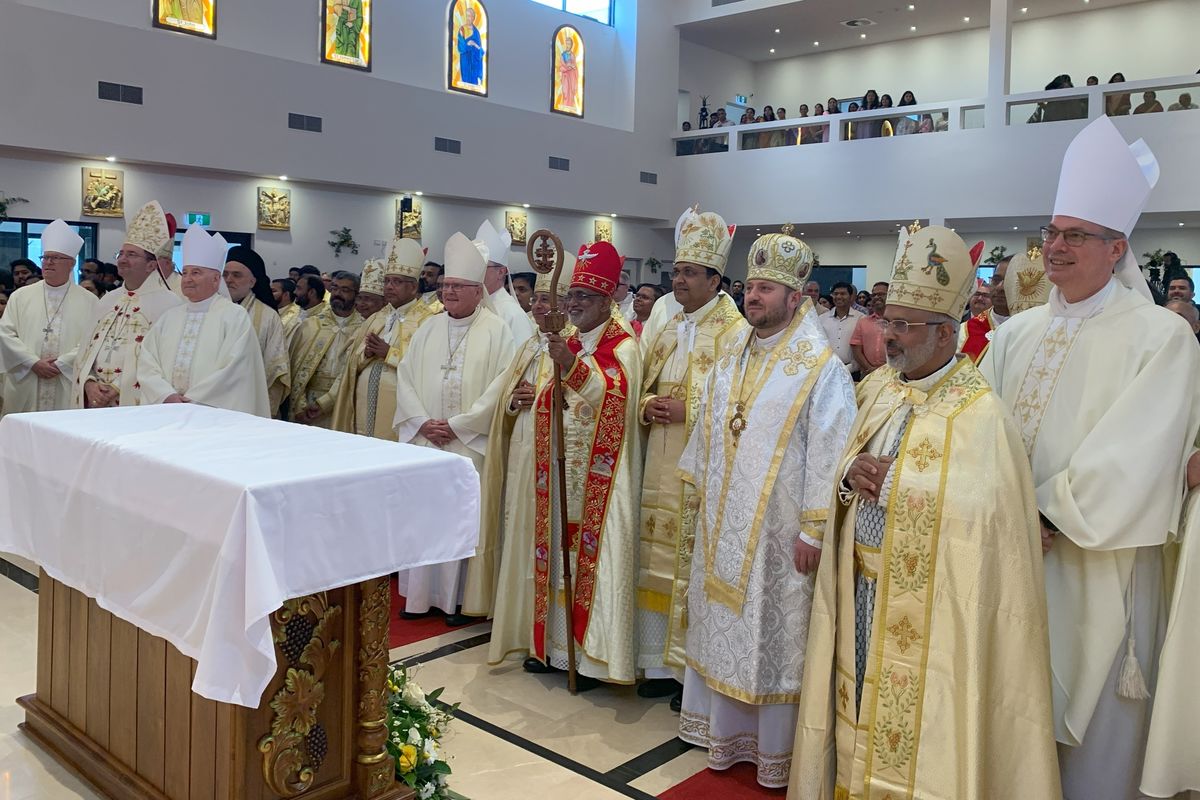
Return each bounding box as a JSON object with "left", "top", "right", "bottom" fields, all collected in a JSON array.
[
  {"left": 386, "top": 664, "right": 456, "bottom": 800},
  {"left": 328, "top": 227, "right": 359, "bottom": 256},
  {"left": 984, "top": 245, "right": 1009, "bottom": 266}
]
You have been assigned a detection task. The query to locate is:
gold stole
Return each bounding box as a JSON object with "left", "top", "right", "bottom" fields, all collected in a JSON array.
[
  {"left": 288, "top": 310, "right": 339, "bottom": 415},
  {"left": 834, "top": 360, "right": 989, "bottom": 799}
]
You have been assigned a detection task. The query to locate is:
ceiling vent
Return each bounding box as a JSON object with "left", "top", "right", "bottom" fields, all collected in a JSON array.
[{"left": 841, "top": 18, "right": 877, "bottom": 28}]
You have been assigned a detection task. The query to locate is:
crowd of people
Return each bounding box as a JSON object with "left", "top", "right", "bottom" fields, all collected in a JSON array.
[{"left": 1, "top": 114, "right": 1198, "bottom": 800}]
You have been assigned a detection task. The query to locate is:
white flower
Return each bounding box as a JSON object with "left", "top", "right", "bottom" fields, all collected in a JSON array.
[
  {"left": 418, "top": 782, "right": 436, "bottom": 800},
  {"left": 402, "top": 681, "right": 426, "bottom": 707},
  {"left": 422, "top": 737, "right": 441, "bottom": 764},
  {"left": 437, "top": 774, "right": 448, "bottom": 787}
]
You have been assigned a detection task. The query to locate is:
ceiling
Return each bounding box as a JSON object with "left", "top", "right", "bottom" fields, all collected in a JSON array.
[
  {"left": 678, "top": 0, "right": 1150, "bottom": 62},
  {"left": 739, "top": 211, "right": 1200, "bottom": 239}
]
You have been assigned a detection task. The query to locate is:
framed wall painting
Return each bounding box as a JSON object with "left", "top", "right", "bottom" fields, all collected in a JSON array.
[
  {"left": 152, "top": 0, "right": 216, "bottom": 39},
  {"left": 594, "top": 219, "right": 613, "bottom": 244},
  {"left": 257, "top": 187, "right": 291, "bottom": 231},
  {"left": 81, "top": 168, "right": 124, "bottom": 218},
  {"left": 505, "top": 210, "right": 528, "bottom": 246},
  {"left": 448, "top": 0, "right": 488, "bottom": 97},
  {"left": 322, "top": 0, "right": 372, "bottom": 71},
  {"left": 551, "top": 25, "right": 584, "bottom": 117},
  {"left": 397, "top": 198, "right": 423, "bottom": 240}
]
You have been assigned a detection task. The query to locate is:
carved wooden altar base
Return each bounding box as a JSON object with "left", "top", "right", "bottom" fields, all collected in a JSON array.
[{"left": 18, "top": 573, "right": 413, "bottom": 800}]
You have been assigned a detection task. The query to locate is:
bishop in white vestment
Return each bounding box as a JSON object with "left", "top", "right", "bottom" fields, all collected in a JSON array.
[
  {"left": 475, "top": 219, "right": 536, "bottom": 345},
  {"left": 677, "top": 228, "right": 855, "bottom": 788},
  {"left": 0, "top": 220, "right": 97, "bottom": 415},
  {"left": 394, "top": 232, "right": 516, "bottom": 622},
  {"left": 981, "top": 116, "right": 1200, "bottom": 800},
  {"left": 137, "top": 227, "right": 269, "bottom": 416},
  {"left": 74, "top": 201, "right": 183, "bottom": 408}
]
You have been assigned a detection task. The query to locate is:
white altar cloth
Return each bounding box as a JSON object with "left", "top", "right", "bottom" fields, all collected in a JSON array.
[{"left": 0, "top": 404, "right": 480, "bottom": 707}]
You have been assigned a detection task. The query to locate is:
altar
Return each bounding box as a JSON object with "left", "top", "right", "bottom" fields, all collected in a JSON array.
[{"left": 0, "top": 405, "right": 481, "bottom": 800}]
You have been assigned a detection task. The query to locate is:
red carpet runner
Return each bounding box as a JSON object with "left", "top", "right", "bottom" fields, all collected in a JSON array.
[
  {"left": 388, "top": 574, "right": 487, "bottom": 649},
  {"left": 658, "top": 763, "right": 786, "bottom": 799}
]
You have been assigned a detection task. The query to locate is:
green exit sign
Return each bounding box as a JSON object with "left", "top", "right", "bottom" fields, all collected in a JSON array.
[{"left": 186, "top": 213, "right": 211, "bottom": 226}]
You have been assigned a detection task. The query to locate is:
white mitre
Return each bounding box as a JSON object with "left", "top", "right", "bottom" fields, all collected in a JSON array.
[
  {"left": 181, "top": 225, "right": 228, "bottom": 271},
  {"left": 473, "top": 219, "right": 512, "bottom": 268},
  {"left": 41, "top": 219, "right": 84, "bottom": 258},
  {"left": 1053, "top": 115, "right": 1159, "bottom": 300},
  {"left": 444, "top": 232, "right": 488, "bottom": 284}
]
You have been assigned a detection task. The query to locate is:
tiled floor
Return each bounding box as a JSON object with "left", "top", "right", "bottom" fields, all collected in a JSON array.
[{"left": 0, "top": 568, "right": 731, "bottom": 800}]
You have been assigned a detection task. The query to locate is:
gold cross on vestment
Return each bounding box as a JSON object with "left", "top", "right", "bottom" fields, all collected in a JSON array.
[
  {"left": 781, "top": 341, "right": 819, "bottom": 376},
  {"left": 905, "top": 437, "right": 942, "bottom": 472}
]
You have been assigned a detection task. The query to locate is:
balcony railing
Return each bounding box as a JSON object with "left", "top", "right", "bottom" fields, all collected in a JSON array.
[{"left": 674, "top": 73, "right": 1199, "bottom": 156}]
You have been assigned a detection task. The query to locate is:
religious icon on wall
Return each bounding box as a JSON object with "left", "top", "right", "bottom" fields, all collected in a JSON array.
[
  {"left": 152, "top": 0, "right": 216, "bottom": 39},
  {"left": 1026, "top": 237, "right": 1043, "bottom": 260},
  {"left": 505, "top": 211, "right": 528, "bottom": 246},
  {"left": 257, "top": 187, "right": 291, "bottom": 231},
  {"left": 594, "top": 219, "right": 613, "bottom": 244},
  {"left": 397, "top": 198, "right": 423, "bottom": 240},
  {"left": 81, "top": 168, "right": 124, "bottom": 218},
  {"left": 551, "top": 25, "right": 584, "bottom": 117},
  {"left": 322, "top": 0, "right": 371, "bottom": 71},
  {"left": 448, "top": 0, "right": 488, "bottom": 97}
]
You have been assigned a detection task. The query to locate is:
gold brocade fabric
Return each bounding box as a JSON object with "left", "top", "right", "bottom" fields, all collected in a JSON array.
[
  {"left": 637, "top": 293, "right": 747, "bottom": 669},
  {"left": 286, "top": 304, "right": 364, "bottom": 422},
  {"left": 789, "top": 360, "right": 1061, "bottom": 800}
]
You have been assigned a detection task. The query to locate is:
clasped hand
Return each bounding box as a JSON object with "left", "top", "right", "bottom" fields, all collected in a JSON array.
[
  {"left": 846, "top": 453, "right": 895, "bottom": 503},
  {"left": 545, "top": 333, "right": 576, "bottom": 371},
  {"left": 31, "top": 357, "right": 62, "bottom": 380},
  {"left": 419, "top": 419, "right": 457, "bottom": 447},
  {"left": 510, "top": 380, "right": 536, "bottom": 412},
  {"left": 364, "top": 332, "right": 389, "bottom": 360},
  {"left": 644, "top": 396, "right": 685, "bottom": 425}
]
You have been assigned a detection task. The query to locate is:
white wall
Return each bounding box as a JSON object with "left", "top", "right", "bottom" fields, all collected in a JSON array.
[
  {"left": 750, "top": 0, "right": 1199, "bottom": 109},
  {"left": 679, "top": 40, "right": 755, "bottom": 127},
  {"left": 0, "top": 152, "right": 673, "bottom": 279}
]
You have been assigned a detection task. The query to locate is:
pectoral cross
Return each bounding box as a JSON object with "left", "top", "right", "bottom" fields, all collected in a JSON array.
[{"left": 441, "top": 361, "right": 457, "bottom": 375}]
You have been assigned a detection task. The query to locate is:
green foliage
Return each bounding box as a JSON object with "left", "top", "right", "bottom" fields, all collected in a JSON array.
[
  {"left": 0, "top": 192, "right": 29, "bottom": 221},
  {"left": 328, "top": 227, "right": 359, "bottom": 256},
  {"left": 386, "top": 664, "right": 456, "bottom": 800}
]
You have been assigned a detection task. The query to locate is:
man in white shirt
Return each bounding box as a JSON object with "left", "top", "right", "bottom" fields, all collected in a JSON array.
[
  {"left": 819, "top": 280, "right": 865, "bottom": 378},
  {"left": 475, "top": 220, "right": 536, "bottom": 345}
]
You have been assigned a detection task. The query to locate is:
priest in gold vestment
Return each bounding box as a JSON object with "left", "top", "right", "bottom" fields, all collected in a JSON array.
[
  {"left": 481, "top": 266, "right": 574, "bottom": 641},
  {"left": 332, "top": 238, "right": 436, "bottom": 439},
  {"left": 636, "top": 207, "right": 747, "bottom": 705},
  {"left": 288, "top": 273, "right": 364, "bottom": 427},
  {"left": 678, "top": 228, "right": 855, "bottom": 788},
  {"left": 790, "top": 224, "right": 1060, "bottom": 800},
  {"left": 393, "top": 233, "right": 516, "bottom": 625},
  {"left": 74, "top": 201, "right": 183, "bottom": 408},
  {"left": 224, "top": 245, "right": 290, "bottom": 416},
  {"left": 980, "top": 117, "right": 1200, "bottom": 800},
  {"left": 499, "top": 241, "right": 642, "bottom": 688}
]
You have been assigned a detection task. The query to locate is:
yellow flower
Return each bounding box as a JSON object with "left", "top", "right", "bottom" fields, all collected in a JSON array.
[{"left": 398, "top": 744, "right": 418, "bottom": 773}]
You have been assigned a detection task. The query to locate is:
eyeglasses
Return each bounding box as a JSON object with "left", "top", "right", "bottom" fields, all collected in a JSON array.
[
  {"left": 1040, "top": 226, "right": 1119, "bottom": 247},
  {"left": 441, "top": 281, "right": 476, "bottom": 292},
  {"left": 879, "top": 320, "right": 945, "bottom": 334},
  {"left": 40, "top": 254, "right": 75, "bottom": 264},
  {"left": 565, "top": 291, "right": 604, "bottom": 303}
]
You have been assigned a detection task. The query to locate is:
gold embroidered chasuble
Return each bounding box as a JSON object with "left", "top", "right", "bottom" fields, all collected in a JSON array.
[
  {"left": 72, "top": 283, "right": 182, "bottom": 408},
  {"left": 475, "top": 324, "right": 576, "bottom": 630},
  {"left": 330, "top": 298, "right": 437, "bottom": 439},
  {"left": 678, "top": 302, "right": 855, "bottom": 704},
  {"left": 238, "top": 294, "right": 291, "bottom": 416},
  {"left": 0, "top": 281, "right": 97, "bottom": 415},
  {"left": 278, "top": 302, "right": 302, "bottom": 346},
  {"left": 789, "top": 359, "right": 1061, "bottom": 800},
  {"left": 286, "top": 302, "right": 364, "bottom": 426},
  {"left": 636, "top": 292, "right": 748, "bottom": 671},
  {"left": 979, "top": 282, "right": 1200, "bottom": 751}
]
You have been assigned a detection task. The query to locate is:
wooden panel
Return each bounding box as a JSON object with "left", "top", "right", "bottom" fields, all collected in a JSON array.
[
  {"left": 108, "top": 616, "right": 140, "bottom": 770},
  {"left": 68, "top": 589, "right": 89, "bottom": 730},
  {"left": 189, "top": 661, "right": 216, "bottom": 800},
  {"left": 217, "top": 703, "right": 237, "bottom": 800},
  {"left": 85, "top": 599, "right": 112, "bottom": 748},
  {"left": 36, "top": 571, "right": 54, "bottom": 701},
  {"left": 137, "top": 631, "right": 167, "bottom": 790},
  {"left": 50, "top": 578, "right": 72, "bottom": 716},
  {"left": 164, "top": 643, "right": 193, "bottom": 800}
]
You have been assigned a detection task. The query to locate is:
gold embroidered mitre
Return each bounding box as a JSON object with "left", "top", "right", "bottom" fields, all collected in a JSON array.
[
  {"left": 384, "top": 237, "right": 424, "bottom": 280},
  {"left": 886, "top": 223, "right": 974, "bottom": 317},
  {"left": 535, "top": 253, "right": 574, "bottom": 297},
  {"left": 1004, "top": 251, "right": 1050, "bottom": 315},
  {"left": 674, "top": 206, "right": 735, "bottom": 275},
  {"left": 360, "top": 258, "right": 385, "bottom": 297},
  {"left": 124, "top": 200, "right": 171, "bottom": 256},
  {"left": 746, "top": 224, "right": 813, "bottom": 291}
]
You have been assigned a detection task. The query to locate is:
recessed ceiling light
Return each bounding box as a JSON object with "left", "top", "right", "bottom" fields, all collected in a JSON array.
[
  {"left": 415, "top": 191, "right": 424, "bottom": 196},
  {"left": 523, "top": 203, "right": 530, "bottom": 208},
  {"left": 1179, "top": 222, "right": 1186, "bottom": 227},
  {"left": 908, "top": 3, "right": 915, "bottom": 8},
  {"left": 610, "top": 213, "right": 617, "bottom": 218},
  {"left": 1021, "top": 6, "right": 1028, "bottom": 12},
  {"left": 1012, "top": 226, "right": 1019, "bottom": 230},
  {"left": 105, "top": 156, "right": 117, "bottom": 162},
  {"left": 769, "top": 48, "right": 776, "bottom": 53},
  {"left": 774, "top": 28, "right": 780, "bottom": 33},
  {"left": 910, "top": 26, "right": 917, "bottom": 31},
  {"left": 963, "top": 16, "right": 971, "bottom": 22},
  {"left": 846, "top": 230, "right": 852, "bottom": 235},
  {"left": 278, "top": 175, "right": 288, "bottom": 181},
  {"left": 860, "top": 33, "right": 867, "bottom": 39},
  {"left": 812, "top": 40, "right": 820, "bottom": 46}
]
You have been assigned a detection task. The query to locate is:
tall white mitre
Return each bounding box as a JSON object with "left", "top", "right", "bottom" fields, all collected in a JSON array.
[
  {"left": 473, "top": 219, "right": 511, "bottom": 268},
  {"left": 445, "top": 232, "right": 488, "bottom": 283},
  {"left": 1053, "top": 115, "right": 1159, "bottom": 300},
  {"left": 181, "top": 225, "right": 228, "bottom": 273},
  {"left": 41, "top": 220, "right": 84, "bottom": 258}
]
